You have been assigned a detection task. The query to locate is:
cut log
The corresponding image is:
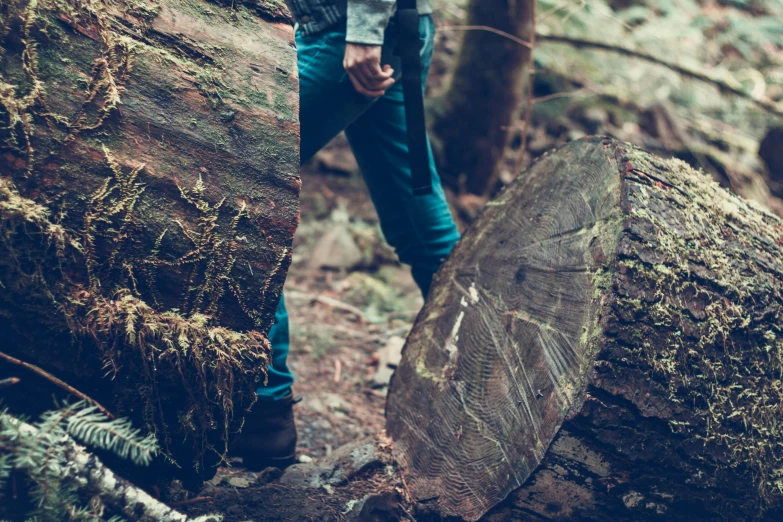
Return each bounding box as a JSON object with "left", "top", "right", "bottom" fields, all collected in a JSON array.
[
  {"left": 0, "top": 0, "right": 299, "bottom": 485},
  {"left": 387, "top": 137, "right": 783, "bottom": 521}
]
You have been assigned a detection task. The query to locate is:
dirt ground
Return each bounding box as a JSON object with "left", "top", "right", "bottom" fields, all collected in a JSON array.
[
  {"left": 182, "top": 3, "right": 783, "bottom": 518},
  {"left": 280, "top": 164, "right": 423, "bottom": 460},
  {"left": 179, "top": 164, "right": 426, "bottom": 522}
]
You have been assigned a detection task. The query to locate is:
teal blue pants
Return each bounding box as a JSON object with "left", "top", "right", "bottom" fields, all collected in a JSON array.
[{"left": 257, "top": 16, "right": 460, "bottom": 400}]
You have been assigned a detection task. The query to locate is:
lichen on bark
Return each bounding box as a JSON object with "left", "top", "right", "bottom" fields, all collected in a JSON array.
[{"left": 608, "top": 145, "right": 783, "bottom": 510}]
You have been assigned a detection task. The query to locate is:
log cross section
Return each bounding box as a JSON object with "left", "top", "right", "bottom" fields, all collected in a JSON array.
[
  {"left": 388, "top": 137, "right": 623, "bottom": 520},
  {"left": 387, "top": 137, "right": 783, "bottom": 521}
]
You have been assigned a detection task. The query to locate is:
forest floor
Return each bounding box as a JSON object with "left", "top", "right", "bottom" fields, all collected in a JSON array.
[
  {"left": 184, "top": 2, "right": 783, "bottom": 519},
  {"left": 214, "top": 1, "right": 783, "bottom": 474},
  {"left": 179, "top": 153, "right": 426, "bottom": 522}
]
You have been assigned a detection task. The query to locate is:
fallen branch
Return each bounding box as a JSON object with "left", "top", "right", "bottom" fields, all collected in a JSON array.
[
  {"left": 0, "top": 350, "right": 115, "bottom": 419},
  {"left": 536, "top": 34, "right": 783, "bottom": 117},
  {"left": 438, "top": 25, "right": 532, "bottom": 48},
  {"left": 436, "top": 25, "right": 783, "bottom": 118},
  {"left": 0, "top": 414, "right": 217, "bottom": 522},
  {"left": 287, "top": 290, "right": 366, "bottom": 320}
]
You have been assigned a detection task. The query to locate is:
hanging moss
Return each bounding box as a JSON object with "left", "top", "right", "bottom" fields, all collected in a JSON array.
[
  {"left": 0, "top": 162, "right": 271, "bottom": 465},
  {"left": 0, "top": 0, "right": 279, "bottom": 474}
]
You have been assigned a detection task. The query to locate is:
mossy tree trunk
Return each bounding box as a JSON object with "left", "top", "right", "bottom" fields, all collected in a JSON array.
[
  {"left": 432, "top": 0, "right": 533, "bottom": 196},
  {"left": 0, "top": 0, "right": 299, "bottom": 487},
  {"left": 387, "top": 137, "right": 783, "bottom": 521}
]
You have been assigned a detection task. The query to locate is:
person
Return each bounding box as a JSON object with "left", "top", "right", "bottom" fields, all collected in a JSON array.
[{"left": 231, "top": 0, "right": 460, "bottom": 471}]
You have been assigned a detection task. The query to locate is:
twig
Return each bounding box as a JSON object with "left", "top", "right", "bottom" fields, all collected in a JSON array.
[
  {"left": 399, "top": 471, "right": 414, "bottom": 504},
  {"left": 536, "top": 0, "right": 573, "bottom": 24},
  {"left": 287, "top": 290, "right": 367, "bottom": 320},
  {"left": 0, "top": 377, "right": 21, "bottom": 390},
  {"left": 168, "top": 496, "right": 213, "bottom": 507},
  {"left": 536, "top": 34, "right": 783, "bottom": 118},
  {"left": 514, "top": 3, "right": 537, "bottom": 177},
  {"left": 560, "top": 0, "right": 586, "bottom": 28},
  {"left": 333, "top": 359, "right": 342, "bottom": 383},
  {"left": 436, "top": 25, "right": 783, "bottom": 118},
  {"left": 0, "top": 351, "right": 115, "bottom": 419},
  {"left": 438, "top": 25, "right": 532, "bottom": 48},
  {"left": 314, "top": 294, "right": 366, "bottom": 319},
  {"left": 398, "top": 502, "right": 419, "bottom": 522},
  {"left": 533, "top": 87, "right": 593, "bottom": 104}
]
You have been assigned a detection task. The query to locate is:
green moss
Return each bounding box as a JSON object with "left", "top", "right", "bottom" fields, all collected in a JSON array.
[
  {"left": 0, "top": 0, "right": 136, "bottom": 171},
  {"left": 0, "top": 0, "right": 292, "bottom": 472},
  {"left": 0, "top": 152, "right": 271, "bottom": 466},
  {"left": 612, "top": 147, "right": 783, "bottom": 509}
]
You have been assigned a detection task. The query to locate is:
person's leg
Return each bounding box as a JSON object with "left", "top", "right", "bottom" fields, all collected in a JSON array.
[
  {"left": 238, "top": 17, "right": 458, "bottom": 470},
  {"left": 344, "top": 16, "right": 460, "bottom": 296},
  {"left": 255, "top": 296, "right": 293, "bottom": 401},
  {"left": 256, "top": 24, "right": 383, "bottom": 402},
  {"left": 297, "top": 22, "right": 381, "bottom": 163}
]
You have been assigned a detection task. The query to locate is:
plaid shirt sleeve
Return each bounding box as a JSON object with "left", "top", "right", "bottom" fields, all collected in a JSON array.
[{"left": 345, "top": 0, "right": 396, "bottom": 45}]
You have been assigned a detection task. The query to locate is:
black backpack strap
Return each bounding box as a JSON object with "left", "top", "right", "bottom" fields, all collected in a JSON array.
[{"left": 396, "top": 0, "right": 433, "bottom": 196}]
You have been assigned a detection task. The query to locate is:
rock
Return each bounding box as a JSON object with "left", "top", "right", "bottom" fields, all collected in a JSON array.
[
  {"left": 299, "top": 455, "right": 314, "bottom": 463},
  {"left": 314, "top": 133, "right": 359, "bottom": 175},
  {"left": 344, "top": 492, "right": 402, "bottom": 522},
  {"left": 315, "top": 148, "right": 359, "bottom": 175},
  {"left": 309, "top": 225, "right": 364, "bottom": 270},
  {"left": 225, "top": 505, "right": 244, "bottom": 516},
  {"left": 386, "top": 337, "right": 404, "bottom": 368},
  {"left": 280, "top": 437, "right": 388, "bottom": 488},
  {"left": 255, "top": 467, "right": 283, "bottom": 485},
  {"left": 371, "top": 336, "right": 406, "bottom": 388},
  {"left": 454, "top": 193, "right": 488, "bottom": 222},
  {"left": 372, "top": 365, "right": 394, "bottom": 389},
  {"left": 322, "top": 392, "right": 352, "bottom": 413},
  {"left": 567, "top": 128, "right": 587, "bottom": 141},
  {"left": 582, "top": 107, "right": 608, "bottom": 134},
  {"left": 227, "top": 476, "right": 252, "bottom": 488},
  {"left": 305, "top": 396, "right": 327, "bottom": 414}
]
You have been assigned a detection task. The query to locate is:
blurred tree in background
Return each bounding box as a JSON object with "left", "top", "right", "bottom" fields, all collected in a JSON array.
[
  {"left": 432, "top": 0, "right": 534, "bottom": 196},
  {"left": 431, "top": 0, "right": 783, "bottom": 211}
]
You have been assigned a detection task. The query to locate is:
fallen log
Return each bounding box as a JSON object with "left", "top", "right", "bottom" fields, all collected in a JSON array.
[
  {"left": 387, "top": 137, "right": 783, "bottom": 521},
  {"left": 0, "top": 0, "right": 299, "bottom": 486}
]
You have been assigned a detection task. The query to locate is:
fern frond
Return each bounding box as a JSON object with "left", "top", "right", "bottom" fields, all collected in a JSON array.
[
  {"left": 0, "top": 452, "right": 11, "bottom": 491},
  {"left": 65, "top": 402, "right": 158, "bottom": 467},
  {"left": 2, "top": 401, "right": 160, "bottom": 520}
]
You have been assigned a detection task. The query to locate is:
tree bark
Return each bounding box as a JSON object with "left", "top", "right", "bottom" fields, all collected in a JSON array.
[
  {"left": 432, "top": 0, "right": 533, "bottom": 196},
  {"left": 387, "top": 137, "right": 783, "bottom": 521},
  {"left": 0, "top": 0, "right": 299, "bottom": 485}
]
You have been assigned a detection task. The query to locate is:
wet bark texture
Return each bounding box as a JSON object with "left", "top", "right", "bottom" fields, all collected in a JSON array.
[
  {"left": 0, "top": 0, "right": 299, "bottom": 486},
  {"left": 432, "top": 0, "right": 533, "bottom": 195},
  {"left": 388, "top": 137, "right": 783, "bottom": 521}
]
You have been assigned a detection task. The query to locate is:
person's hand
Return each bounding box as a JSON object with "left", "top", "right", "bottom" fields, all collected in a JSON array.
[{"left": 343, "top": 43, "right": 395, "bottom": 97}]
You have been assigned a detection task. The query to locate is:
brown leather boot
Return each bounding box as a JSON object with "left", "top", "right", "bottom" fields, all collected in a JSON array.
[{"left": 232, "top": 393, "right": 300, "bottom": 471}]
